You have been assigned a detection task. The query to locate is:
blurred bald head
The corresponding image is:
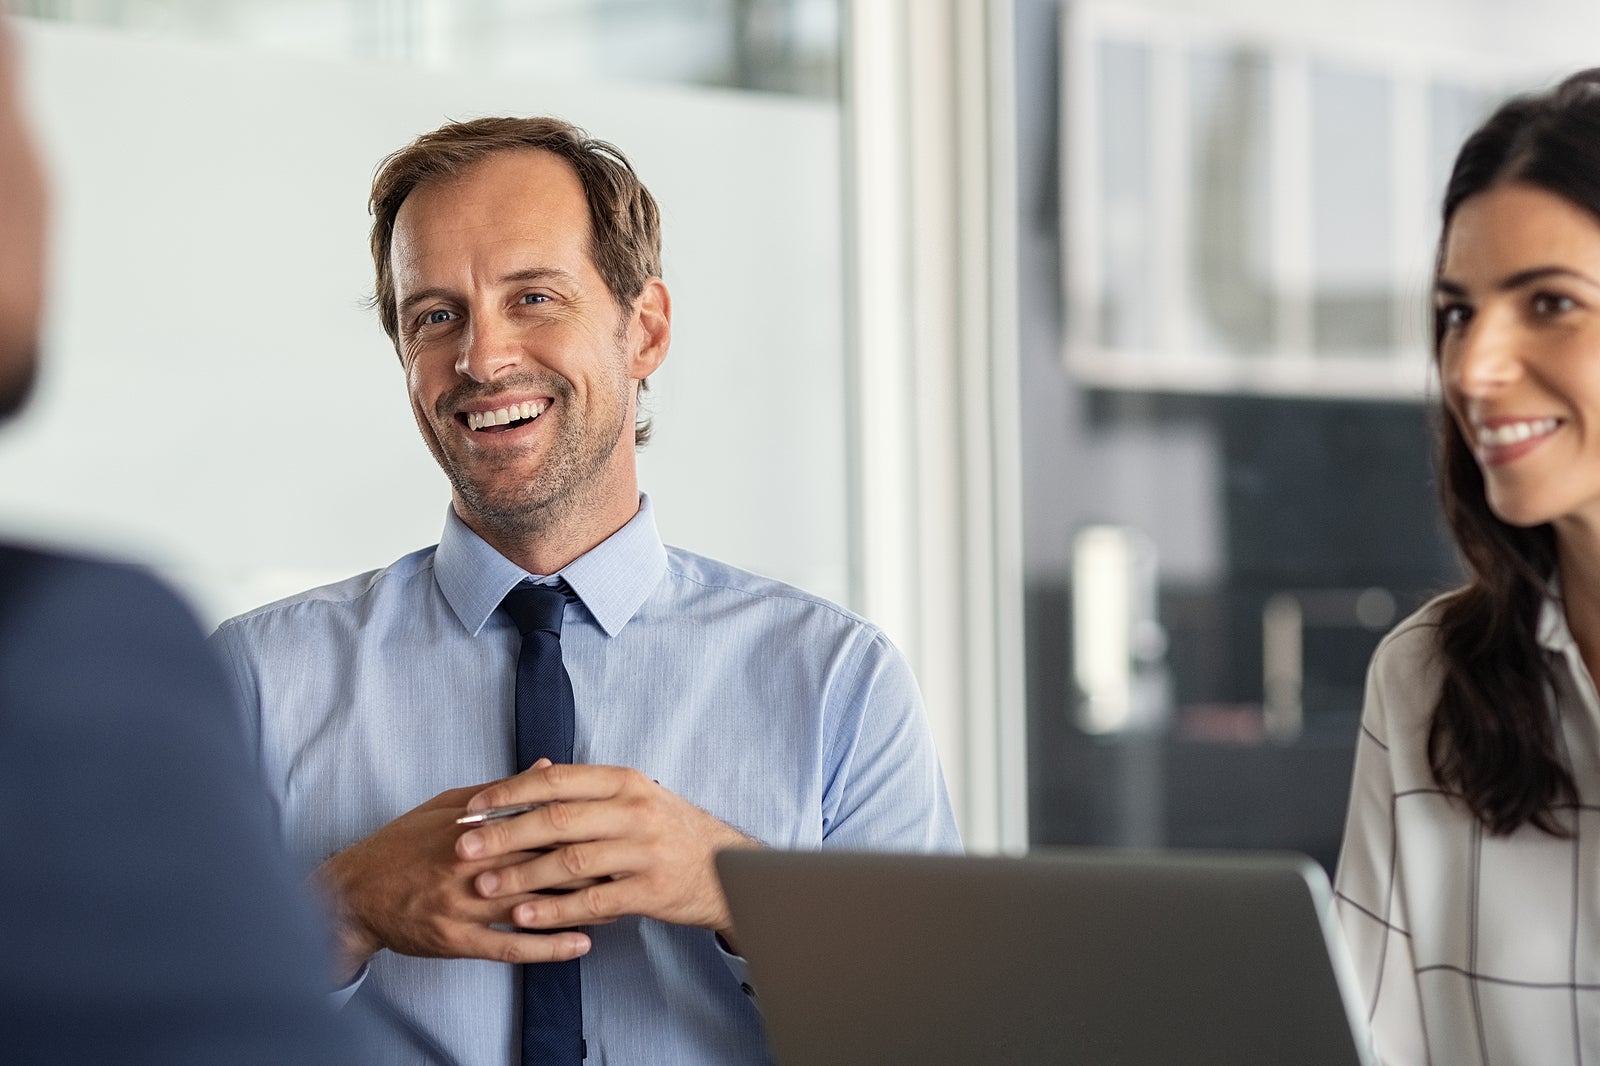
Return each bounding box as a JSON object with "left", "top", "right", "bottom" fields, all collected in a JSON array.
[{"left": 0, "top": 20, "right": 46, "bottom": 420}]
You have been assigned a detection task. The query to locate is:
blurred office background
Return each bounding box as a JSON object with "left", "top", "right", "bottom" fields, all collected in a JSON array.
[{"left": 3, "top": 0, "right": 1599, "bottom": 865}]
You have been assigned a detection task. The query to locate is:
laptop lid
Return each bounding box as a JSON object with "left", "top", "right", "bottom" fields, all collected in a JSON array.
[{"left": 716, "top": 848, "right": 1376, "bottom": 1066}]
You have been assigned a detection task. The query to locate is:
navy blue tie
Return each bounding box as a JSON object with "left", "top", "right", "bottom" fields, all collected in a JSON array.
[{"left": 500, "top": 582, "right": 583, "bottom": 1064}]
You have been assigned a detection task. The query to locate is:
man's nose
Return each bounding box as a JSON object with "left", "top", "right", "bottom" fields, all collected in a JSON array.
[
  {"left": 1448, "top": 312, "right": 1523, "bottom": 398},
  {"left": 455, "top": 314, "right": 522, "bottom": 383}
]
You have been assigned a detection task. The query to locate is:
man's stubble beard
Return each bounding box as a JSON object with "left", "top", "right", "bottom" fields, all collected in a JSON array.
[
  {"left": 451, "top": 411, "right": 626, "bottom": 544},
  {"left": 438, "top": 364, "right": 634, "bottom": 547}
]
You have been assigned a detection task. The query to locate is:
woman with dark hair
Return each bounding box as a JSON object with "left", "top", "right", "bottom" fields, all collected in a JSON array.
[{"left": 1335, "top": 69, "right": 1600, "bottom": 1065}]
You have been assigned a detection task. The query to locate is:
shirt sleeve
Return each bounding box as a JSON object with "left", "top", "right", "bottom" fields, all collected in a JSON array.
[
  {"left": 714, "top": 627, "right": 959, "bottom": 992},
  {"left": 712, "top": 933, "right": 757, "bottom": 996},
  {"left": 818, "top": 628, "right": 962, "bottom": 853},
  {"left": 1334, "top": 650, "right": 1429, "bottom": 1066},
  {"left": 208, "top": 619, "right": 263, "bottom": 766},
  {"left": 209, "top": 616, "right": 364, "bottom": 1007}
]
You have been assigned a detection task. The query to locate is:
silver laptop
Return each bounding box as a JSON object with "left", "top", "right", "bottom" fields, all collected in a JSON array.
[{"left": 716, "top": 848, "right": 1376, "bottom": 1066}]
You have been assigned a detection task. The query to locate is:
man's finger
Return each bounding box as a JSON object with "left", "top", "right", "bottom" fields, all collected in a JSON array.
[
  {"left": 454, "top": 924, "right": 592, "bottom": 966},
  {"left": 446, "top": 888, "right": 556, "bottom": 927},
  {"left": 421, "top": 781, "right": 506, "bottom": 811},
  {"left": 457, "top": 796, "right": 649, "bottom": 862},
  {"left": 474, "top": 837, "right": 647, "bottom": 898},
  {"left": 509, "top": 876, "right": 642, "bottom": 930},
  {"left": 466, "top": 763, "right": 647, "bottom": 815}
]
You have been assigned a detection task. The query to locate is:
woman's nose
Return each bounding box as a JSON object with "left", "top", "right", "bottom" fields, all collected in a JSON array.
[{"left": 1446, "top": 312, "right": 1523, "bottom": 398}]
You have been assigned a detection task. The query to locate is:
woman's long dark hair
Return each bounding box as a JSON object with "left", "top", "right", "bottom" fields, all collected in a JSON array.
[{"left": 1428, "top": 71, "right": 1600, "bottom": 835}]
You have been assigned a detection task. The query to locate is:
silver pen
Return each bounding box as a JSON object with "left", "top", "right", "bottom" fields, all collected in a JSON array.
[{"left": 454, "top": 801, "right": 545, "bottom": 826}]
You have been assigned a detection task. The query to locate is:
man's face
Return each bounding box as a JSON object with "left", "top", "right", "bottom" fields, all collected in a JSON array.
[
  {"left": 0, "top": 24, "right": 48, "bottom": 420},
  {"left": 391, "top": 149, "right": 666, "bottom": 541}
]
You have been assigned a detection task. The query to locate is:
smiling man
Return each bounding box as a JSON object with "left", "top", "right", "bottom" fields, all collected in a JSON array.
[{"left": 211, "top": 117, "right": 960, "bottom": 1066}]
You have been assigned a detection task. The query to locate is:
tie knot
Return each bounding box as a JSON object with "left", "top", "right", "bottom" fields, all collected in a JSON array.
[{"left": 501, "top": 582, "right": 569, "bottom": 637}]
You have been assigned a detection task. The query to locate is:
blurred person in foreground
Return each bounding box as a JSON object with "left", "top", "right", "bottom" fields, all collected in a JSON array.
[
  {"left": 0, "top": 20, "right": 370, "bottom": 1064},
  {"left": 1336, "top": 70, "right": 1600, "bottom": 1064},
  {"left": 209, "top": 116, "right": 960, "bottom": 1065}
]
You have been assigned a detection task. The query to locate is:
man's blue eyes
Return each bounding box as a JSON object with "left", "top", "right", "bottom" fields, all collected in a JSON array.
[{"left": 421, "top": 296, "right": 548, "bottom": 327}]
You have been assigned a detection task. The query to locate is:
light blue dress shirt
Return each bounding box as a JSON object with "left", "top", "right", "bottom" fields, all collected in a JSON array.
[{"left": 211, "top": 495, "right": 960, "bottom": 1066}]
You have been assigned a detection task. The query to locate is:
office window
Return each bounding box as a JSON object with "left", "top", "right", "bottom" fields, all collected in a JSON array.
[
  {"left": 1094, "top": 39, "right": 1154, "bottom": 353},
  {"left": 1063, "top": 6, "right": 1514, "bottom": 398},
  {"left": 1029, "top": 1, "right": 1559, "bottom": 869},
  {"left": 1186, "top": 46, "right": 1274, "bottom": 357},
  {"left": 1309, "top": 61, "right": 1392, "bottom": 357},
  {"left": 14, "top": 0, "right": 841, "bottom": 97},
  {"left": 1428, "top": 83, "right": 1494, "bottom": 215}
]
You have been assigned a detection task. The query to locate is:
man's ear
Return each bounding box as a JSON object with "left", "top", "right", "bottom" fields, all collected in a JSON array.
[{"left": 629, "top": 278, "right": 670, "bottom": 380}]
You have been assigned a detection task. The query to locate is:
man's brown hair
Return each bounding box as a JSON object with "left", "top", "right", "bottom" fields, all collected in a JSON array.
[{"left": 369, "top": 116, "right": 662, "bottom": 444}]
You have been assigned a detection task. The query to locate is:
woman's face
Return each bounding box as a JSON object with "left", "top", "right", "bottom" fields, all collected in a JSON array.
[
  {"left": 1438, "top": 181, "right": 1600, "bottom": 539},
  {"left": 0, "top": 25, "right": 47, "bottom": 418}
]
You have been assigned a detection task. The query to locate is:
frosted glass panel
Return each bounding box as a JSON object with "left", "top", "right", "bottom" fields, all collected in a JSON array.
[
  {"left": 1310, "top": 62, "right": 1393, "bottom": 356},
  {"left": 1187, "top": 47, "right": 1274, "bottom": 356},
  {"left": 1095, "top": 39, "right": 1153, "bottom": 352},
  {"left": 1428, "top": 83, "right": 1493, "bottom": 218},
  {"left": 15, "top": 0, "right": 840, "bottom": 97}
]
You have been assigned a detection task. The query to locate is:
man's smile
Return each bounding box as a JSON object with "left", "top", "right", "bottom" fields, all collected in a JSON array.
[{"left": 459, "top": 399, "right": 550, "bottom": 432}]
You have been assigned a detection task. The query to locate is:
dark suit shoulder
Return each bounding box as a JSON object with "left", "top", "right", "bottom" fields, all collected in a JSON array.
[
  {"left": 0, "top": 542, "right": 370, "bottom": 1064},
  {"left": 0, "top": 544, "right": 230, "bottom": 764},
  {"left": 0, "top": 542, "right": 203, "bottom": 652}
]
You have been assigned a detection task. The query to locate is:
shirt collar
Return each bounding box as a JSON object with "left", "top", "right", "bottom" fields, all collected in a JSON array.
[
  {"left": 1538, "top": 574, "right": 1573, "bottom": 653},
  {"left": 434, "top": 493, "right": 668, "bottom": 638}
]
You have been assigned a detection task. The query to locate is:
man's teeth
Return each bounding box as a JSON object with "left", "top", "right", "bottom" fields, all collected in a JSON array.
[
  {"left": 1477, "top": 418, "right": 1559, "bottom": 447},
  {"left": 467, "top": 401, "right": 548, "bottom": 431}
]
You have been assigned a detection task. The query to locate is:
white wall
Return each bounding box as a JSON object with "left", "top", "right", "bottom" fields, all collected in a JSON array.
[{"left": 0, "top": 20, "right": 849, "bottom": 624}]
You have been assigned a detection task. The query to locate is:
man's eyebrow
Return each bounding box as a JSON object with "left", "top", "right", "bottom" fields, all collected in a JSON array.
[
  {"left": 499, "top": 267, "right": 579, "bottom": 287},
  {"left": 397, "top": 287, "right": 457, "bottom": 319}
]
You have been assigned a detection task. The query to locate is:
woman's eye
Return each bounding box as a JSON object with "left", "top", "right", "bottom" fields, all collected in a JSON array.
[
  {"left": 1532, "top": 292, "right": 1577, "bottom": 317},
  {"left": 424, "top": 309, "right": 454, "bottom": 325},
  {"left": 1440, "top": 304, "right": 1472, "bottom": 330}
]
